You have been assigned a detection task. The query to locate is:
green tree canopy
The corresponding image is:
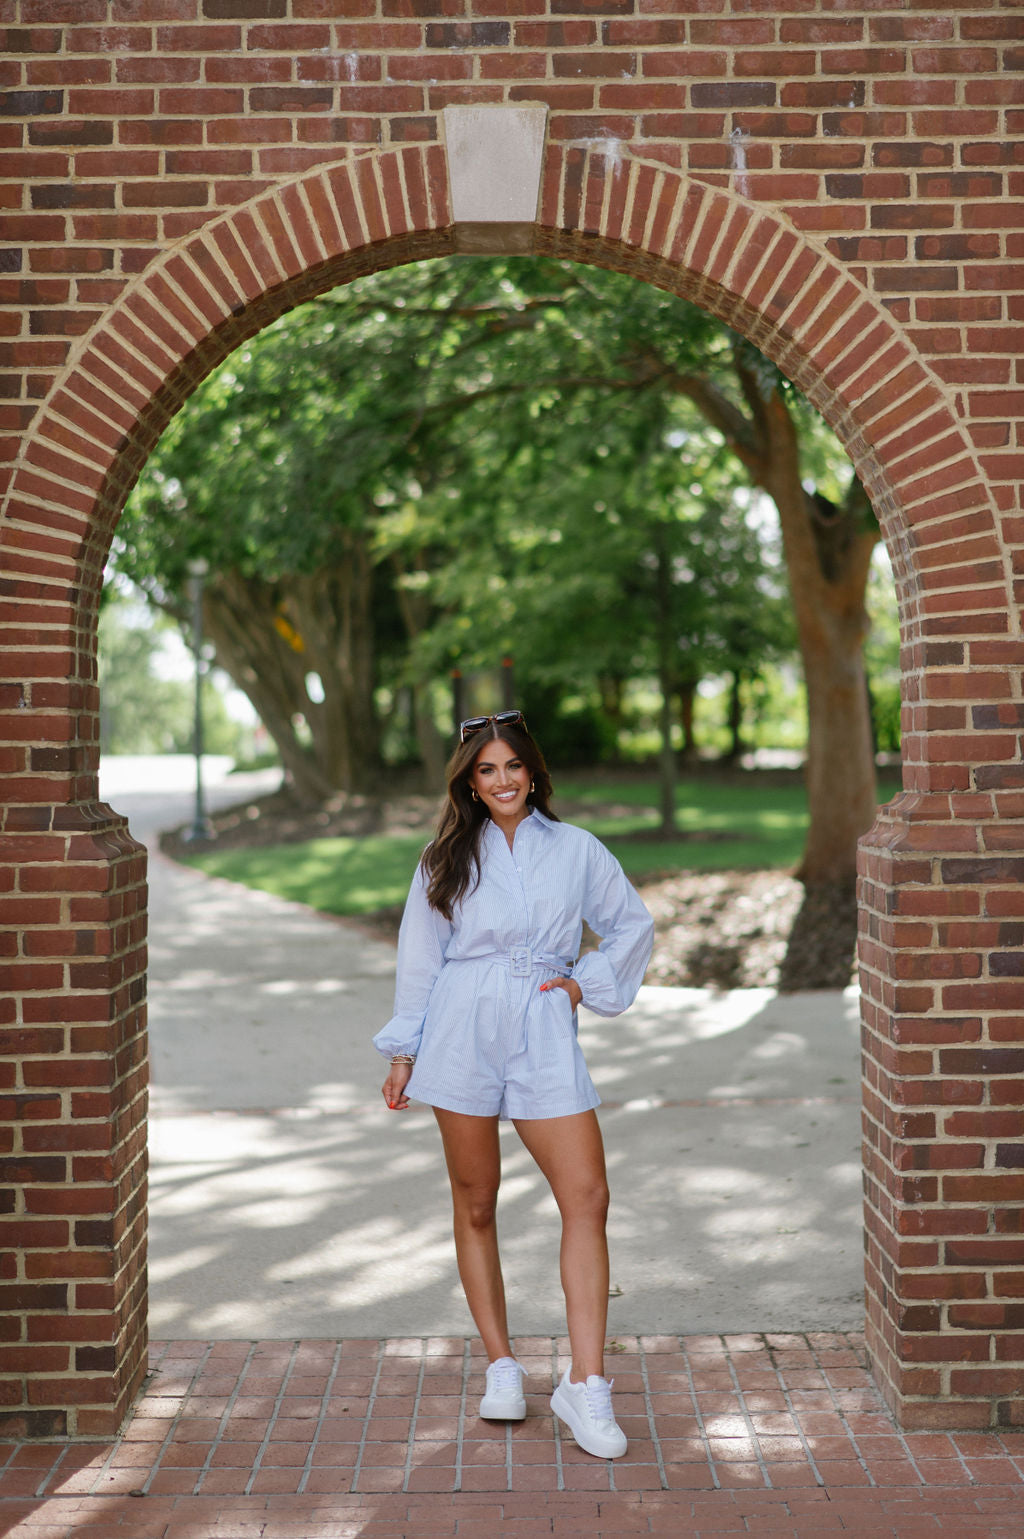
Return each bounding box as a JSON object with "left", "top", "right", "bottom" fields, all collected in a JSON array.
[{"left": 117, "top": 254, "right": 882, "bottom": 985}]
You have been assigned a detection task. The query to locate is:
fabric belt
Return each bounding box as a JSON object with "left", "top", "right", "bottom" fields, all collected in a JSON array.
[{"left": 456, "top": 947, "right": 571, "bottom": 979}]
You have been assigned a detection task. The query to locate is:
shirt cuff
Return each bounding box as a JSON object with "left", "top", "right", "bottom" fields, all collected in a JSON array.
[
  {"left": 572, "top": 949, "right": 629, "bottom": 1017},
  {"left": 373, "top": 1017, "right": 424, "bottom": 1059}
]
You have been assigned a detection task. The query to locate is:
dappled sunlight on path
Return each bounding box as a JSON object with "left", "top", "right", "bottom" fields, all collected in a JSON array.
[
  {"left": 146, "top": 861, "right": 863, "bottom": 1338},
  {"left": 100, "top": 757, "right": 865, "bottom": 1342}
]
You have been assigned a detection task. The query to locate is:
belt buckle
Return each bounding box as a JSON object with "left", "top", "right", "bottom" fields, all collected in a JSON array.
[{"left": 509, "top": 945, "right": 532, "bottom": 977}]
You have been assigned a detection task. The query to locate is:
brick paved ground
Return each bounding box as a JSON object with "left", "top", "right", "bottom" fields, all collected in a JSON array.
[{"left": 3, "top": 1333, "right": 1023, "bottom": 1537}]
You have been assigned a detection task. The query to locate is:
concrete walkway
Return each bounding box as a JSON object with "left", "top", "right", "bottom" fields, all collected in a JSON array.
[{"left": 98, "top": 755, "right": 865, "bottom": 1346}]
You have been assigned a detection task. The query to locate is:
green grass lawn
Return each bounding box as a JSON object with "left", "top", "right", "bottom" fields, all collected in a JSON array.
[
  {"left": 183, "top": 774, "right": 901, "bottom": 919},
  {"left": 186, "top": 829, "right": 428, "bottom": 917}
]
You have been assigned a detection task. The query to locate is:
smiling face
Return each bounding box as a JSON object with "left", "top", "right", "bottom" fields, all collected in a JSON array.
[{"left": 470, "top": 735, "right": 532, "bottom": 831}]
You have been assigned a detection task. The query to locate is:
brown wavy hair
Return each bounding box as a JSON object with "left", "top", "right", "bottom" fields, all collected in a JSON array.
[{"left": 421, "top": 718, "right": 558, "bottom": 919}]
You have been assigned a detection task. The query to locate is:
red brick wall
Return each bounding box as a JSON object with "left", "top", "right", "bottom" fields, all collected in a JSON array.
[{"left": 1, "top": 2, "right": 1022, "bottom": 1436}]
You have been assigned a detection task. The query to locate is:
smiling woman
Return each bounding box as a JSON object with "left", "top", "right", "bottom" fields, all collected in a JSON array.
[
  {"left": 374, "top": 714, "right": 654, "bottom": 1458},
  {"left": 470, "top": 734, "right": 533, "bottom": 832}
]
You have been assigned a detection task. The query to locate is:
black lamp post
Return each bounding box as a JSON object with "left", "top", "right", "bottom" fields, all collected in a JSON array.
[{"left": 185, "top": 557, "right": 214, "bottom": 842}]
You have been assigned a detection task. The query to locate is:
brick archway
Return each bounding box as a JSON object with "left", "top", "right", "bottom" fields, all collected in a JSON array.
[{"left": 2, "top": 137, "right": 1021, "bottom": 1437}]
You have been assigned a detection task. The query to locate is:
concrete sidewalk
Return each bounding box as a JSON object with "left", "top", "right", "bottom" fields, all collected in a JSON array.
[{"left": 101, "top": 756, "right": 865, "bottom": 1346}]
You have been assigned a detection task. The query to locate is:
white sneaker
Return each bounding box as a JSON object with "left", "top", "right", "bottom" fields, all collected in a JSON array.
[
  {"left": 550, "top": 1367, "right": 627, "bottom": 1458},
  {"left": 479, "top": 1356, "right": 527, "bottom": 1420}
]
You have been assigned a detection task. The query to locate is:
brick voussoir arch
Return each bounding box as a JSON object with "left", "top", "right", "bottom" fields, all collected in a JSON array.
[
  {"left": 1, "top": 138, "right": 1018, "bottom": 1437},
  {"left": 9, "top": 144, "right": 1004, "bottom": 588},
  {"left": 4, "top": 143, "right": 452, "bottom": 591},
  {"left": 536, "top": 142, "right": 1003, "bottom": 640},
  {"left": 5, "top": 138, "right": 1003, "bottom": 674}
]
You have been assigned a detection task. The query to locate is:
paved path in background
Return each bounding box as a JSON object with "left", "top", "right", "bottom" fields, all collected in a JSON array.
[{"left": 100, "top": 756, "right": 866, "bottom": 1344}]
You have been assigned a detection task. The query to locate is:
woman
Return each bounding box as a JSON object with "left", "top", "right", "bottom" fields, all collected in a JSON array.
[{"left": 374, "top": 710, "right": 654, "bottom": 1459}]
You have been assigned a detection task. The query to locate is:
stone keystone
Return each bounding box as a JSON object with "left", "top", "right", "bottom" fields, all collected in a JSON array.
[{"left": 443, "top": 104, "right": 547, "bottom": 253}]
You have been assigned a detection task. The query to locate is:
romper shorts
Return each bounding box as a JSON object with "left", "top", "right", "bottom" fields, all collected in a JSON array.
[{"left": 405, "top": 951, "right": 601, "bottom": 1121}]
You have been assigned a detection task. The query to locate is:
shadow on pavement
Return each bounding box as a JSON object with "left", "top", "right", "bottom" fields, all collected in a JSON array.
[{"left": 101, "top": 757, "right": 865, "bottom": 1344}]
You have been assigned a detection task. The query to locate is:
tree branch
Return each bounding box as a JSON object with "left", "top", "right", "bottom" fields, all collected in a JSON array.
[
  {"left": 631, "top": 352, "right": 766, "bottom": 478},
  {"left": 312, "top": 293, "right": 573, "bottom": 323}
]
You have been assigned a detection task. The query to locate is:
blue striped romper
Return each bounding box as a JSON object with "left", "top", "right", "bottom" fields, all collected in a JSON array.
[{"left": 373, "top": 810, "right": 655, "bottom": 1120}]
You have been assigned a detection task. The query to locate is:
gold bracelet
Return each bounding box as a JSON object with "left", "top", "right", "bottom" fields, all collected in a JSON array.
[{"left": 390, "top": 1053, "right": 416, "bottom": 1065}]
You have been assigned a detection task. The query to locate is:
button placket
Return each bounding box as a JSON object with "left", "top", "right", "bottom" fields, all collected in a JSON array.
[{"left": 507, "top": 825, "right": 531, "bottom": 968}]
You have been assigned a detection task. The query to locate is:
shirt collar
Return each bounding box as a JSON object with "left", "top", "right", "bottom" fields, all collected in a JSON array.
[
  {"left": 483, "top": 808, "right": 558, "bottom": 840},
  {"left": 528, "top": 809, "right": 559, "bottom": 832}
]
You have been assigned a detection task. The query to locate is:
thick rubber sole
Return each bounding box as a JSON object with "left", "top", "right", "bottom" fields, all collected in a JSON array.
[{"left": 479, "top": 1392, "right": 526, "bottom": 1420}]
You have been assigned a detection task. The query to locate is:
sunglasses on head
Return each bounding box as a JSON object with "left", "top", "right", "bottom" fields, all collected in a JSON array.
[{"left": 459, "top": 710, "right": 526, "bottom": 743}]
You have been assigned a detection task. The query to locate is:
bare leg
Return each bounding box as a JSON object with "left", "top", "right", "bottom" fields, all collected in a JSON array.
[
  {"left": 512, "top": 1109, "right": 610, "bottom": 1382},
  {"left": 433, "top": 1107, "right": 512, "bottom": 1363}
]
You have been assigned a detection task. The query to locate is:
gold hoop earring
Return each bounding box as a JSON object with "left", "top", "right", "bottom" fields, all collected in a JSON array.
[{"left": 471, "top": 788, "right": 479, "bottom": 802}]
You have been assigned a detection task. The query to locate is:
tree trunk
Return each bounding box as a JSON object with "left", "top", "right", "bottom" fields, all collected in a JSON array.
[
  {"left": 795, "top": 606, "right": 877, "bottom": 889},
  {"left": 598, "top": 674, "right": 627, "bottom": 741},
  {"left": 661, "top": 351, "right": 881, "bottom": 988},
  {"left": 677, "top": 675, "right": 699, "bottom": 764},
  {"left": 287, "top": 555, "right": 379, "bottom": 795},
  {"left": 411, "top": 682, "right": 448, "bottom": 792},
  {"left": 778, "top": 587, "right": 878, "bottom": 988},
  {"left": 761, "top": 398, "right": 879, "bottom": 991},
  {"left": 201, "top": 573, "right": 334, "bottom": 805},
  {"left": 654, "top": 527, "right": 678, "bottom": 836},
  {"left": 657, "top": 683, "right": 677, "bottom": 836},
  {"left": 723, "top": 670, "right": 744, "bottom": 763},
  {"left": 199, "top": 552, "right": 380, "bottom": 804},
  {"left": 389, "top": 550, "right": 450, "bottom": 792}
]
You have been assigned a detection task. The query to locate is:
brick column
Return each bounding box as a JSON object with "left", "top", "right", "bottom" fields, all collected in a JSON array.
[
  {"left": 859, "top": 658, "right": 1024, "bottom": 1431},
  {"left": 0, "top": 629, "right": 148, "bottom": 1437}
]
